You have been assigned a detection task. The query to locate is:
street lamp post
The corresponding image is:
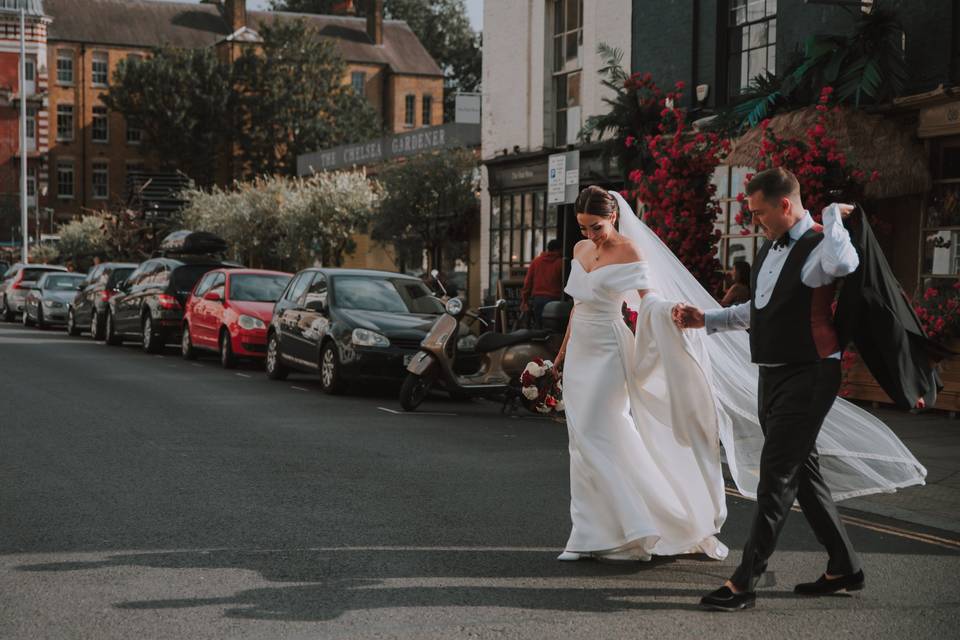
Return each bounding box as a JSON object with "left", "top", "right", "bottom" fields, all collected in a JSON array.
[{"left": 19, "top": 6, "right": 28, "bottom": 263}]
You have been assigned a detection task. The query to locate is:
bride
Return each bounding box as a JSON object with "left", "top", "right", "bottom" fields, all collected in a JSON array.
[{"left": 552, "top": 186, "right": 926, "bottom": 562}]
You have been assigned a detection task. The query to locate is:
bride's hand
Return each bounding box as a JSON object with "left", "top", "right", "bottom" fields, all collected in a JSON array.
[{"left": 553, "top": 350, "right": 565, "bottom": 376}]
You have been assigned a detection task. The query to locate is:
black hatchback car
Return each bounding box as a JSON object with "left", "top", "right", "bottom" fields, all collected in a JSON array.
[
  {"left": 104, "top": 257, "right": 234, "bottom": 352},
  {"left": 265, "top": 268, "right": 444, "bottom": 394},
  {"left": 66, "top": 262, "right": 137, "bottom": 338}
]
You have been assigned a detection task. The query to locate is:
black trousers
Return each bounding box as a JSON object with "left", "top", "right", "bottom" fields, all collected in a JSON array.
[{"left": 730, "top": 359, "right": 861, "bottom": 591}]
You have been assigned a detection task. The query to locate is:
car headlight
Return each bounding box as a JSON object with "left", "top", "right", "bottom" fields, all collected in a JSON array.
[
  {"left": 43, "top": 300, "right": 63, "bottom": 308},
  {"left": 457, "top": 333, "right": 479, "bottom": 351},
  {"left": 237, "top": 314, "right": 266, "bottom": 330},
  {"left": 445, "top": 297, "right": 463, "bottom": 315},
  {"left": 352, "top": 328, "right": 390, "bottom": 347}
]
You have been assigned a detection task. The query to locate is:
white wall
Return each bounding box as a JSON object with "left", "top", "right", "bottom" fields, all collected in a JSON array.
[{"left": 480, "top": 0, "right": 631, "bottom": 298}]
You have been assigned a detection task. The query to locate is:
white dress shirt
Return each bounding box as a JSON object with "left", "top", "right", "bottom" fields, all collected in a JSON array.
[{"left": 704, "top": 203, "right": 860, "bottom": 361}]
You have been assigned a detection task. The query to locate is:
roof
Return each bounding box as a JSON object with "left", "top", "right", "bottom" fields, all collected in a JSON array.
[
  {"left": 725, "top": 106, "right": 931, "bottom": 200},
  {"left": 0, "top": 0, "right": 45, "bottom": 17},
  {"left": 42, "top": 0, "right": 442, "bottom": 76}
]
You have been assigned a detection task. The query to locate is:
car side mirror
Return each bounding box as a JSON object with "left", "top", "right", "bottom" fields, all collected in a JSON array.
[
  {"left": 305, "top": 299, "right": 326, "bottom": 313},
  {"left": 203, "top": 290, "right": 222, "bottom": 302},
  {"left": 115, "top": 280, "right": 128, "bottom": 292}
]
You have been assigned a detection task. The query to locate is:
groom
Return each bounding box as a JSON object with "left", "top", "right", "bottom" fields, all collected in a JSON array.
[{"left": 674, "top": 167, "right": 864, "bottom": 611}]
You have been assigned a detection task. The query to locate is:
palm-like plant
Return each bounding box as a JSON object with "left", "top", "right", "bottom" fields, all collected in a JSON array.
[{"left": 716, "top": 3, "right": 907, "bottom": 134}]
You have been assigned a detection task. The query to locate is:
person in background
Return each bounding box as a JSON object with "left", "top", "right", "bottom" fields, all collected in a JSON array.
[
  {"left": 521, "top": 239, "right": 564, "bottom": 328},
  {"left": 720, "top": 260, "right": 751, "bottom": 307}
]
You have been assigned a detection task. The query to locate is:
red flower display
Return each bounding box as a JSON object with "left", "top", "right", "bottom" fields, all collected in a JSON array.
[
  {"left": 913, "top": 280, "right": 960, "bottom": 342},
  {"left": 622, "top": 75, "right": 727, "bottom": 294}
]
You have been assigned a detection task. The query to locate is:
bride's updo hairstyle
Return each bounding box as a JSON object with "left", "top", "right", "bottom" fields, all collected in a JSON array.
[{"left": 575, "top": 185, "right": 618, "bottom": 218}]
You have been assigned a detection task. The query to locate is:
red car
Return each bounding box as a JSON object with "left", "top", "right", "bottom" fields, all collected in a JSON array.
[{"left": 181, "top": 268, "right": 292, "bottom": 367}]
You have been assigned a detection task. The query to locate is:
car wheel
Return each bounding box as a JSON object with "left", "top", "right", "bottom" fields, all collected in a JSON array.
[
  {"left": 22, "top": 306, "right": 33, "bottom": 326},
  {"left": 142, "top": 315, "right": 162, "bottom": 354},
  {"left": 67, "top": 308, "right": 81, "bottom": 336},
  {"left": 265, "top": 332, "right": 288, "bottom": 381},
  {"left": 319, "top": 341, "right": 347, "bottom": 395},
  {"left": 181, "top": 324, "right": 198, "bottom": 360},
  {"left": 219, "top": 330, "right": 236, "bottom": 369},
  {"left": 90, "top": 309, "right": 104, "bottom": 341},
  {"left": 104, "top": 311, "right": 122, "bottom": 346},
  {"left": 35, "top": 306, "right": 46, "bottom": 329},
  {"left": 1, "top": 298, "right": 12, "bottom": 322}
]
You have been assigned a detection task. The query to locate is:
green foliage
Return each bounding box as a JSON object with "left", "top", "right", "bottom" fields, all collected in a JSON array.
[
  {"left": 180, "top": 171, "right": 381, "bottom": 270},
  {"left": 371, "top": 148, "right": 478, "bottom": 271},
  {"left": 719, "top": 5, "right": 907, "bottom": 135},
  {"left": 102, "top": 48, "right": 231, "bottom": 187},
  {"left": 578, "top": 44, "right": 668, "bottom": 177},
  {"left": 28, "top": 243, "right": 60, "bottom": 265},
  {"left": 56, "top": 216, "right": 108, "bottom": 265},
  {"left": 231, "top": 18, "right": 381, "bottom": 177}
]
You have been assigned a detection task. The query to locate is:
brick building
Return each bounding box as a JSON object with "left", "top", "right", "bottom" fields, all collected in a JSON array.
[{"left": 0, "top": 0, "right": 443, "bottom": 244}]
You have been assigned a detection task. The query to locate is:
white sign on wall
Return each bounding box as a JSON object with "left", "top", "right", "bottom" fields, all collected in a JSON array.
[{"left": 548, "top": 153, "right": 566, "bottom": 204}]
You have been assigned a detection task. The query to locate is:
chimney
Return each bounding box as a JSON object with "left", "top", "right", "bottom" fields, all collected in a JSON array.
[
  {"left": 366, "top": 0, "right": 383, "bottom": 45},
  {"left": 224, "top": 0, "right": 247, "bottom": 33}
]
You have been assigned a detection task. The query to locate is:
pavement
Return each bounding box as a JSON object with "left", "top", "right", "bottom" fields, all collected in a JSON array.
[{"left": 1, "top": 321, "right": 958, "bottom": 639}]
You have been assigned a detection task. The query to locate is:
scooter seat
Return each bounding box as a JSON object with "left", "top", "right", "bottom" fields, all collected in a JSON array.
[{"left": 475, "top": 329, "right": 552, "bottom": 353}]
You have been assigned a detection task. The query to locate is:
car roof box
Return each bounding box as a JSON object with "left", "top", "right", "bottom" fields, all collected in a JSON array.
[{"left": 157, "top": 230, "right": 228, "bottom": 258}]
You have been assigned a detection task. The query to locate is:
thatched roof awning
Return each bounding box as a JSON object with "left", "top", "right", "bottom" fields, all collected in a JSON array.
[{"left": 725, "top": 106, "right": 931, "bottom": 200}]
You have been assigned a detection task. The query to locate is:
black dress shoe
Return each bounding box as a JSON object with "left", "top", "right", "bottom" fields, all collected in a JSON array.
[
  {"left": 794, "top": 570, "right": 865, "bottom": 596},
  {"left": 699, "top": 586, "right": 756, "bottom": 612}
]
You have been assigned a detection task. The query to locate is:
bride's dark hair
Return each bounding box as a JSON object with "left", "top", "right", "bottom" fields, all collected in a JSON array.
[{"left": 575, "top": 185, "right": 618, "bottom": 217}]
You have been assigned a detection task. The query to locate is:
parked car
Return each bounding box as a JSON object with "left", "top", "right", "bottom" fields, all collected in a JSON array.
[
  {"left": 181, "top": 268, "right": 292, "bottom": 367},
  {"left": 104, "top": 257, "right": 235, "bottom": 352},
  {"left": 264, "top": 268, "right": 445, "bottom": 394},
  {"left": 1, "top": 264, "right": 68, "bottom": 321},
  {"left": 66, "top": 262, "right": 138, "bottom": 338},
  {"left": 22, "top": 272, "right": 86, "bottom": 328}
]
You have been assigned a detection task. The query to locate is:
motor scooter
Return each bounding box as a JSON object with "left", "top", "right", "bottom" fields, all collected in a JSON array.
[{"left": 399, "top": 293, "right": 570, "bottom": 412}]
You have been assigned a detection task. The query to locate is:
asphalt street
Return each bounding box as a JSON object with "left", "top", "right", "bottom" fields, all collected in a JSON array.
[{"left": 1, "top": 321, "right": 958, "bottom": 639}]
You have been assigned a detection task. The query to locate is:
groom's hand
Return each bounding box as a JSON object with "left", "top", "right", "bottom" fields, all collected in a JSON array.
[{"left": 672, "top": 303, "right": 705, "bottom": 329}]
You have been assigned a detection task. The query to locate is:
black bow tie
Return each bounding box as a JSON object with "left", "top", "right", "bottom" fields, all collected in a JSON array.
[{"left": 773, "top": 232, "right": 791, "bottom": 250}]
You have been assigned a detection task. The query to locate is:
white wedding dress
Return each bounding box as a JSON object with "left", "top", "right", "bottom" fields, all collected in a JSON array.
[
  {"left": 557, "top": 191, "right": 927, "bottom": 561},
  {"left": 562, "top": 259, "right": 728, "bottom": 560}
]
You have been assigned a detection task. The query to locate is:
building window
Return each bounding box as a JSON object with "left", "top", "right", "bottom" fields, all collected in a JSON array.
[
  {"left": 727, "top": 0, "right": 777, "bottom": 97},
  {"left": 56, "top": 104, "right": 74, "bottom": 141},
  {"left": 489, "top": 191, "right": 555, "bottom": 297},
  {"left": 92, "top": 51, "right": 109, "bottom": 86},
  {"left": 92, "top": 106, "right": 109, "bottom": 143},
  {"left": 25, "top": 106, "right": 36, "bottom": 151},
  {"left": 404, "top": 94, "right": 416, "bottom": 127},
  {"left": 551, "top": 0, "right": 583, "bottom": 146},
  {"left": 711, "top": 165, "right": 762, "bottom": 269},
  {"left": 422, "top": 95, "right": 433, "bottom": 127},
  {"left": 57, "top": 161, "right": 74, "bottom": 199},
  {"left": 92, "top": 162, "right": 109, "bottom": 200},
  {"left": 921, "top": 136, "right": 960, "bottom": 282},
  {"left": 126, "top": 118, "right": 143, "bottom": 145},
  {"left": 351, "top": 71, "right": 365, "bottom": 96},
  {"left": 56, "top": 50, "right": 74, "bottom": 85},
  {"left": 24, "top": 54, "right": 35, "bottom": 81}
]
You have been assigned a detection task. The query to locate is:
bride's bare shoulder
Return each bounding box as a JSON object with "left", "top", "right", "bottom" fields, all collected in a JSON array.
[
  {"left": 614, "top": 239, "right": 644, "bottom": 263},
  {"left": 573, "top": 239, "right": 592, "bottom": 256}
]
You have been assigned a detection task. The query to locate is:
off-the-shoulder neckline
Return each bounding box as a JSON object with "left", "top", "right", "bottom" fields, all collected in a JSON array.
[{"left": 573, "top": 259, "right": 647, "bottom": 275}]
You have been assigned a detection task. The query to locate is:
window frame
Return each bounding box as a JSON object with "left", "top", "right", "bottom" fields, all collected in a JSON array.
[
  {"left": 91, "top": 162, "right": 109, "bottom": 200},
  {"left": 56, "top": 49, "right": 74, "bottom": 85},
  {"left": 56, "top": 103, "right": 74, "bottom": 142},
  {"left": 91, "top": 106, "right": 109, "bottom": 143},
  {"left": 56, "top": 160, "right": 75, "bottom": 200},
  {"left": 351, "top": 70, "right": 366, "bottom": 96},
  {"left": 550, "top": 0, "right": 584, "bottom": 146},
  {"left": 724, "top": 0, "right": 778, "bottom": 99},
  {"left": 91, "top": 51, "right": 109, "bottom": 87},
  {"left": 422, "top": 94, "right": 433, "bottom": 127},
  {"left": 404, "top": 94, "right": 416, "bottom": 127}
]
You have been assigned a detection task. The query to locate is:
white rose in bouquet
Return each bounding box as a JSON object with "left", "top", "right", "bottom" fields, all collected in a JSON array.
[
  {"left": 522, "top": 385, "right": 540, "bottom": 400},
  {"left": 523, "top": 361, "right": 544, "bottom": 377}
]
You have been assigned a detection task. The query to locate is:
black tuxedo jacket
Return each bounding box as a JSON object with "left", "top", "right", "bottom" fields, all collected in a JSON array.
[{"left": 834, "top": 205, "right": 949, "bottom": 409}]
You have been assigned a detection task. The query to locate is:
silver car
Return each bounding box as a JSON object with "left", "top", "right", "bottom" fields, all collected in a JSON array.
[
  {"left": 1, "top": 264, "right": 68, "bottom": 321},
  {"left": 23, "top": 272, "right": 86, "bottom": 329}
]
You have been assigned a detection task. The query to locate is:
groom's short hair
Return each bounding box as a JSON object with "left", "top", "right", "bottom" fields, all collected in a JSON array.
[{"left": 746, "top": 167, "right": 800, "bottom": 203}]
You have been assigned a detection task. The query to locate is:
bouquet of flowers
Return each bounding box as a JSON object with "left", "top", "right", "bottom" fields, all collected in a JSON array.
[
  {"left": 519, "top": 358, "right": 564, "bottom": 415},
  {"left": 622, "top": 301, "right": 638, "bottom": 334}
]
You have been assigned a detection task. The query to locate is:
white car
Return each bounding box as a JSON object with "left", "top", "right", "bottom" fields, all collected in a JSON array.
[{"left": 1, "top": 264, "right": 68, "bottom": 322}]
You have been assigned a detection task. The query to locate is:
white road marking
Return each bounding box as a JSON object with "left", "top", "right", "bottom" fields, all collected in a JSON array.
[
  {"left": 377, "top": 406, "right": 457, "bottom": 417},
  {"left": 291, "top": 386, "right": 309, "bottom": 391},
  {"left": 235, "top": 373, "right": 251, "bottom": 378}
]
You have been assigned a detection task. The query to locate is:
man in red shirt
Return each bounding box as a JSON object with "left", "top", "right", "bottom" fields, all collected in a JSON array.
[{"left": 521, "top": 239, "right": 564, "bottom": 328}]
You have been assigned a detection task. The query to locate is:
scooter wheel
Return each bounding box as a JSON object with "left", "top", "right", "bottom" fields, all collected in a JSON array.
[{"left": 399, "top": 373, "right": 432, "bottom": 411}]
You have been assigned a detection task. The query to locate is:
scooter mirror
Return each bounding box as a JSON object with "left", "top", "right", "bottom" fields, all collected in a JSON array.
[{"left": 430, "top": 269, "right": 439, "bottom": 279}]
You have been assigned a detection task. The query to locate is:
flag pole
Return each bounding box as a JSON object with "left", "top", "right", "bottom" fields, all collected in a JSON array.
[{"left": 20, "top": 5, "right": 29, "bottom": 263}]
